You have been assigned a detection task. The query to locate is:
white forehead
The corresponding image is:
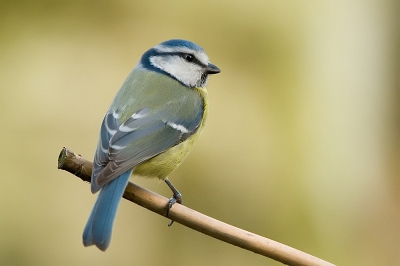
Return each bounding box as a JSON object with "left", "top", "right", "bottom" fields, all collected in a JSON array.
[{"left": 154, "top": 44, "right": 210, "bottom": 65}]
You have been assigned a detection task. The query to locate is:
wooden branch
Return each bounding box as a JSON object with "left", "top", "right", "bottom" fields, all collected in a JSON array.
[{"left": 58, "top": 147, "right": 335, "bottom": 266}]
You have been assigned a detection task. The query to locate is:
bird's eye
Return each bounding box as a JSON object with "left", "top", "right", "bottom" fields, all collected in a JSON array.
[{"left": 184, "top": 54, "right": 194, "bottom": 62}]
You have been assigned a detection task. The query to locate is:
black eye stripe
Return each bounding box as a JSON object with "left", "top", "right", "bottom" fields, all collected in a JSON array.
[
  {"left": 181, "top": 53, "right": 204, "bottom": 67},
  {"left": 158, "top": 52, "right": 206, "bottom": 67}
]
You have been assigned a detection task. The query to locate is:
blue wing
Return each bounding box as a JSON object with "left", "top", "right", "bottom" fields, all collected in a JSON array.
[{"left": 91, "top": 104, "right": 203, "bottom": 193}]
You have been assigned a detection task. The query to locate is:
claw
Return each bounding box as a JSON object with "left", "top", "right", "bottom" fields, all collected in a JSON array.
[
  {"left": 165, "top": 179, "right": 183, "bottom": 226},
  {"left": 166, "top": 197, "right": 176, "bottom": 217}
]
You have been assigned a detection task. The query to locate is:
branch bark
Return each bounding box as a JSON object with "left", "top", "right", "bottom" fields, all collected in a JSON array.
[{"left": 58, "top": 147, "right": 335, "bottom": 266}]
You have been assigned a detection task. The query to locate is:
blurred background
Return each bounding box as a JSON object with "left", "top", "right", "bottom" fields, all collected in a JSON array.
[{"left": 0, "top": 0, "right": 399, "bottom": 265}]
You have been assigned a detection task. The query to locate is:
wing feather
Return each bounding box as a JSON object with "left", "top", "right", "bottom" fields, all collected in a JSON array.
[
  {"left": 91, "top": 111, "right": 120, "bottom": 193},
  {"left": 96, "top": 125, "right": 181, "bottom": 186}
]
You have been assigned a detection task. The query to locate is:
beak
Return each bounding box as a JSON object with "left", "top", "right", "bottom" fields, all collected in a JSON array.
[{"left": 205, "top": 63, "right": 221, "bottom": 74}]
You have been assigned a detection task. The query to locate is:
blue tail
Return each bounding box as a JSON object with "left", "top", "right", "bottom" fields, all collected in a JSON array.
[{"left": 83, "top": 169, "right": 132, "bottom": 251}]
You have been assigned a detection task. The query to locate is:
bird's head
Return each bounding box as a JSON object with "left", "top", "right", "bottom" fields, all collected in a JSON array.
[{"left": 139, "top": 39, "right": 220, "bottom": 88}]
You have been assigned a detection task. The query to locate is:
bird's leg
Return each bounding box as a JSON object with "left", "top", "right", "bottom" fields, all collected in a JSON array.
[{"left": 165, "top": 178, "right": 183, "bottom": 226}]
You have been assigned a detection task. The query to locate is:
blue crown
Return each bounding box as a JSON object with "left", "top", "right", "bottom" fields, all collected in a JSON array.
[{"left": 159, "top": 39, "right": 204, "bottom": 52}]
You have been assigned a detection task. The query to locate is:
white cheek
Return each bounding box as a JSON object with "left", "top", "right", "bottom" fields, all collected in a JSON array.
[
  {"left": 170, "top": 61, "right": 202, "bottom": 86},
  {"left": 150, "top": 56, "right": 202, "bottom": 87}
]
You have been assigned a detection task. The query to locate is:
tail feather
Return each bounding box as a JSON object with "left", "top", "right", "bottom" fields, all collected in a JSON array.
[{"left": 83, "top": 169, "right": 132, "bottom": 251}]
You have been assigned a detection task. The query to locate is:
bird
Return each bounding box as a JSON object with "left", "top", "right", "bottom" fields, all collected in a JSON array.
[{"left": 82, "top": 39, "right": 220, "bottom": 251}]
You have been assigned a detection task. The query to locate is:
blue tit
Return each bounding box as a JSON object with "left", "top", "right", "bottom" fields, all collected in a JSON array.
[{"left": 82, "top": 39, "right": 220, "bottom": 251}]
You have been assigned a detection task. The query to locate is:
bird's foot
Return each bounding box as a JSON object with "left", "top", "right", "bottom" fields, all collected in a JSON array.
[{"left": 165, "top": 179, "right": 183, "bottom": 226}]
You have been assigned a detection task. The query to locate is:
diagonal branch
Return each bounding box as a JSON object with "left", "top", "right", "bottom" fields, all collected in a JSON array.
[{"left": 58, "top": 147, "right": 335, "bottom": 266}]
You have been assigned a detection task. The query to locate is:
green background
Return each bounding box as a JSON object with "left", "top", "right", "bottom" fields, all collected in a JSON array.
[{"left": 1, "top": 1, "right": 399, "bottom": 265}]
